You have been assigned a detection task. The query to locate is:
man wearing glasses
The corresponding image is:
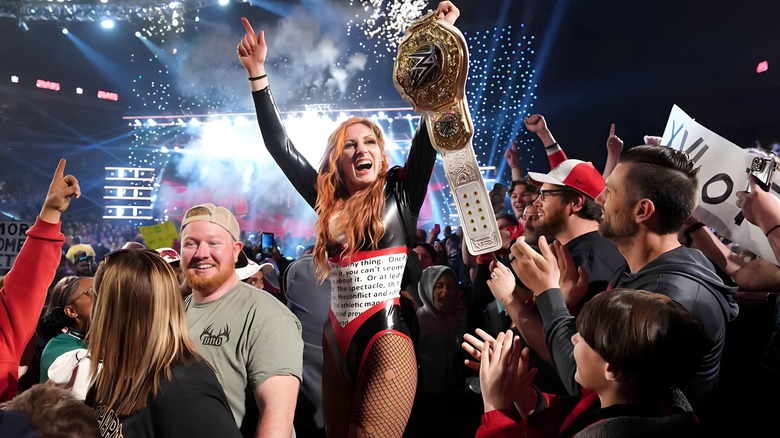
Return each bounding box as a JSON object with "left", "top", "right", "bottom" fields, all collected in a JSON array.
[{"left": 527, "top": 159, "right": 626, "bottom": 311}]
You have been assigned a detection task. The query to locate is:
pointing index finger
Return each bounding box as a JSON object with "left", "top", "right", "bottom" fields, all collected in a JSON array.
[
  {"left": 241, "top": 17, "right": 256, "bottom": 38},
  {"left": 54, "top": 158, "right": 66, "bottom": 179},
  {"left": 609, "top": 123, "right": 615, "bottom": 137}
]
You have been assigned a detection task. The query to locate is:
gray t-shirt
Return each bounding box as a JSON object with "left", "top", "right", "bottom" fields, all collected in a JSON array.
[{"left": 184, "top": 281, "right": 303, "bottom": 430}]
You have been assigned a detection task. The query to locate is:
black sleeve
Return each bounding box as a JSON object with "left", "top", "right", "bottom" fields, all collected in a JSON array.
[
  {"left": 535, "top": 288, "right": 581, "bottom": 396},
  {"left": 252, "top": 88, "right": 319, "bottom": 209},
  {"left": 400, "top": 118, "right": 437, "bottom": 215},
  {"left": 152, "top": 362, "right": 242, "bottom": 438},
  {"left": 467, "top": 261, "right": 495, "bottom": 326}
]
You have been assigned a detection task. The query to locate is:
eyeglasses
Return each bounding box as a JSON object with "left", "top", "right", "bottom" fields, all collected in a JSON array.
[
  {"left": 67, "top": 286, "right": 93, "bottom": 306},
  {"left": 535, "top": 189, "right": 570, "bottom": 202},
  {"left": 75, "top": 255, "right": 93, "bottom": 264}
]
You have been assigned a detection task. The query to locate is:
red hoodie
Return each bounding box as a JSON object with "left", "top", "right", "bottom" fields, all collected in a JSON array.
[{"left": 1, "top": 218, "right": 63, "bottom": 401}]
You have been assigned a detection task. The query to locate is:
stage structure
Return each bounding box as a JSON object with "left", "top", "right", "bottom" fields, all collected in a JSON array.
[{"left": 108, "top": 106, "right": 500, "bottom": 238}]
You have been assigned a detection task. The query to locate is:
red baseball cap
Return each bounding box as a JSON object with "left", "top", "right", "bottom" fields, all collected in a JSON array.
[{"left": 527, "top": 159, "right": 605, "bottom": 199}]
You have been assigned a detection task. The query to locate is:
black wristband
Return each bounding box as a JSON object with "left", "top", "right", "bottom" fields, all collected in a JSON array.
[
  {"left": 766, "top": 224, "right": 780, "bottom": 237},
  {"left": 685, "top": 221, "right": 706, "bottom": 235},
  {"left": 248, "top": 74, "right": 267, "bottom": 81},
  {"left": 682, "top": 222, "right": 705, "bottom": 247}
]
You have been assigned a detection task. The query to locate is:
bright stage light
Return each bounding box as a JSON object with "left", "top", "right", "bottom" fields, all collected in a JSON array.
[
  {"left": 135, "top": 31, "right": 142, "bottom": 38},
  {"left": 61, "top": 28, "right": 68, "bottom": 34},
  {"left": 100, "top": 19, "right": 115, "bottom": 29},
  {"left": 218, "top": 0, "right": 229, "bottom": 6}
]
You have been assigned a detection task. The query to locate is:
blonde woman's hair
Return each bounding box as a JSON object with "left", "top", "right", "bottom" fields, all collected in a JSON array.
[
  {"left": 313, "top": 117, "right": 389, "bottom": 283},
  {"left": 88, "top": 249, "right": 202, "bottom": 416}
]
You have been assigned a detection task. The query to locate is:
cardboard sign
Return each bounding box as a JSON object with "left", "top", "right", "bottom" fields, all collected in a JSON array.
[
  {"left": 0, "top": 221, "right": 35, "bottom": 269},
  {"left": 661, "top": 105, "right": 777, "bottom": 263},
  {"left": 138, "top": 221, "right": 180, "bottom": 251}
]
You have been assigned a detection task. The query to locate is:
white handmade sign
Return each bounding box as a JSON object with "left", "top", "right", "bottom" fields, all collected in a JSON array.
[
  {"left": 0, "top": 221, "right": 35, "bottom": 270},
  {"left": 661, "top": 104, "right": 777, "bottom": 263}
]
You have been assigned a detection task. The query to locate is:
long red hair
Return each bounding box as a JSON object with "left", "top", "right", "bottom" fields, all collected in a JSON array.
[{"left": 313, "top": 117, "right": 389, "bottom": 283}]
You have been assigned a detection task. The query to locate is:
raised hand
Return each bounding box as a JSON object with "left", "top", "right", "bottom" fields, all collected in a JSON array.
[
  {"left": 644, "top": 135, "right": 663, "bottom": 146},
  {"left": 736, "top": 175, "right": 780, "bottom": 233},
  {"left": 436, "top": 1, "right": 460, "bottom": 25},
  {"left": 505, "top": 140, "right": 520, "bottom": 169},
  {"left": 606, "top": 123, "right": 623, "bottom": 156},
  {"left": 237, "top": 17, "right": 267, "bottom": 77},
  {"left": 40, "top": 159, "right": 80, "bottom": 224},
  {"left": 430, "top": 223, "right": 441, "bottom": 241},
  {"left": 524, "top": 114, "right": 548, "bottom": 135},
  {"left": 509, "top": 236, "right": 560, "bottom": 297},
  {"left": 601, "top": 123, "right": 624, "bottom": 178}
]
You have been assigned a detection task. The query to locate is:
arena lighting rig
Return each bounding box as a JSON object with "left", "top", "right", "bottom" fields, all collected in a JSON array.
[
  {"left": 0, "top": 0, "right": 208, "bottom": 24},
  {"left": 0, "top": 0, "right": 213, "bottom": 38},
  {"left": 2, "top": 0, "right": 429, "bottom": 47}
]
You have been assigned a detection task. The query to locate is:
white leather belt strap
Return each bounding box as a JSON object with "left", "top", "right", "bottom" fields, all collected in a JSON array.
[{"left": 393, "top": 11, "right": 501, "bottom": 255}]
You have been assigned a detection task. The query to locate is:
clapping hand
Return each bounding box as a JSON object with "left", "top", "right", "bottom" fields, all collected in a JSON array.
[
  {"left": 462, "top": 328, "right": 496, "bottom": 371},
  {"left": 551, "top": 241, "right": 589, "bottom": 313},
  {"left": 509, "top": 236, "right": 560, "bottom": 297},
  {"left": 487, "top": 259, "right": 517, "bottom": 306},
  {"left": 479, "top": 330, "right": 538, "bottom": 413}
]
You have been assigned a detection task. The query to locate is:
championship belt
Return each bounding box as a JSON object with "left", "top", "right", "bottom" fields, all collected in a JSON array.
[{"left": 393, "top": 11, "right": 501, "bottom": 255}]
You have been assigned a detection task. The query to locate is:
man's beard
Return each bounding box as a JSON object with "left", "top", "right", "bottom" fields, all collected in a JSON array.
[
  {"left": 185, "top": 265, "right": 235, "bottom": 294},
  {"left": 599, "top": 211, "right": 639, "bottom": 242},
  {"left": 540, "top": 205, "right": 567, "bottom": 237}
]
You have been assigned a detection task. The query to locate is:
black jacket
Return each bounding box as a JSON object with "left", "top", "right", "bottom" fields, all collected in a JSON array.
[{"left": 538, "top": 246, "right": 739, "bottom": 408}]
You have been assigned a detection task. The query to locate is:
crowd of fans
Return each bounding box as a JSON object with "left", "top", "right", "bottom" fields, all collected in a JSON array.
[
  {"left": 1, "top": 110, "right": 778, "bottom": 437},
  {"left": 1, "top": 2, "right": 779, "bottom": 435}
]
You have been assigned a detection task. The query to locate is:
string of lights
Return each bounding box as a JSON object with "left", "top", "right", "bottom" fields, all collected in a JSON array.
[{"left": 1, "top": 0, "right": 214, "bottom": 38}]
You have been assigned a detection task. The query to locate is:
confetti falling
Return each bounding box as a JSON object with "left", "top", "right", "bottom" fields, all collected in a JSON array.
[
  {"left": 124, "top": 23, "right": 540, "bottom": 227},
  {"left": 347, "top": 0, "right": 429, "bottom": 57}
]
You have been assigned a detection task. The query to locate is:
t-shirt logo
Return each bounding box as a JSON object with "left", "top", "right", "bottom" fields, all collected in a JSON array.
[
  {"left": 200, "top": 323, "right": 231, "bottom": 346},
  {"left": 95, "top": 404, "right": 123, "bottom": 437}
]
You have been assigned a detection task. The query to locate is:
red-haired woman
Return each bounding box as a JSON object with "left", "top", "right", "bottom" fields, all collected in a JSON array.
[{"left": 237, "top": 3, "right": 460, "bottom": 436}]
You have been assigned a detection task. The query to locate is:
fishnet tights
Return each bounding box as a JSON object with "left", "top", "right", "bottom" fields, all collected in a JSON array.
[{"left": 323, "top": 333, "right": 417, "bottom": 438}]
